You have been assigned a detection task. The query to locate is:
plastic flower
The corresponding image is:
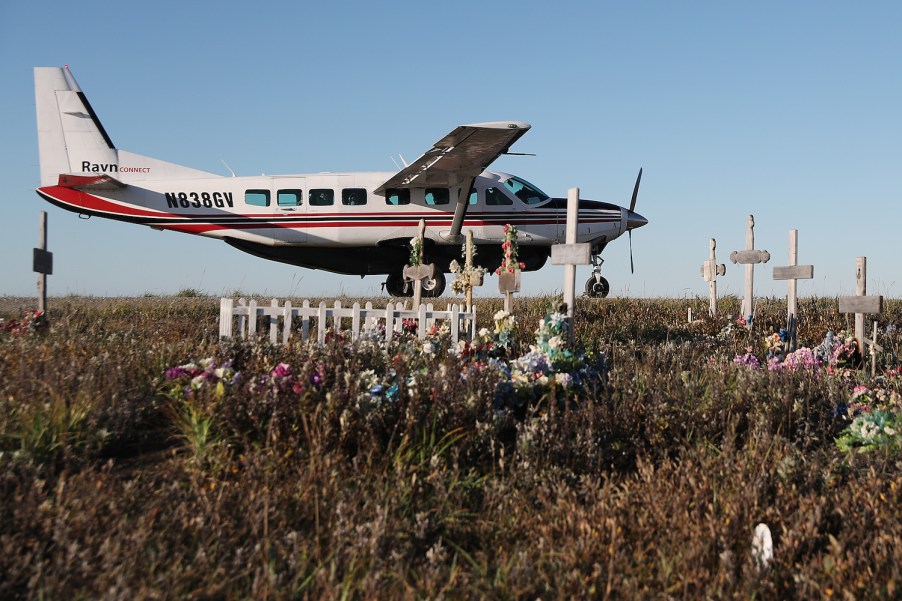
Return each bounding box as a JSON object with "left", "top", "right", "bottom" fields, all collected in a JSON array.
[{"left": 495, "top": 224, "right": 526, "bottom": 275}]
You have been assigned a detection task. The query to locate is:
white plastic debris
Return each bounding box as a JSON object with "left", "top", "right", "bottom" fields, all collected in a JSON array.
[{"left": 751, "top": 523, "right": 774, "bottom": 568}]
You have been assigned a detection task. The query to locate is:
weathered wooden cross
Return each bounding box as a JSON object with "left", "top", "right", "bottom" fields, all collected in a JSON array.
[
  {"left": 772, "top": 229, "right": 814, "bottom": 351},
  {"left": 403, "top": 219, "right": 436, "bottom": 311},
  {"left": 838, "top": 256, "right": 883, "bottom": 358},
  {"left": 462, "top": 230, "right": 484, "bottom": 312},
  {"left": 551, "top": 187, "right": 591, "bottom": 329},
  {"left": 33, "top": 211, "right": 53, "bottom": 314},
  {"left": 699, "top": 238, "right": 726, "bottom": 317},
  {"left": 730, "top": 215, "right": 770, "bottom": 321}
]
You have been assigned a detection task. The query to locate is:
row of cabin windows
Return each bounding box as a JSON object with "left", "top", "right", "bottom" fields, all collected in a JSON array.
[{"left": 244, "top": 187, "right": 515, "bottom": 207}]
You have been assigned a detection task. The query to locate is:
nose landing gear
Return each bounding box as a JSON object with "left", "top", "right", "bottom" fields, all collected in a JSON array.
[{"left": 584, "top": 255, "right": 610, "bottom": 298}]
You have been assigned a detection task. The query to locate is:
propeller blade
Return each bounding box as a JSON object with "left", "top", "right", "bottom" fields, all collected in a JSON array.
[
  {"left": 629, "top": 167, "right": 643, "bottom": 213},
  {"left": 629, "top": 230, "right": 634, "bottom": 274}
]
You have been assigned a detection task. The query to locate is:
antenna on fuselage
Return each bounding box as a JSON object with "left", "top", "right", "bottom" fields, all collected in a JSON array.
[
  {"left": 220, "top": 159, "right": 237, "bottom": 177},
  {"left": 399, "top": 154, "right": 409, "bottom": 167},
  {"left": 390, "top": 156, "right": 401, "bottom": 170}
]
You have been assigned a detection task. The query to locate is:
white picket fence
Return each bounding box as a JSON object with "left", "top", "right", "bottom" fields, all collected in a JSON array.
[{"left": 219, "top": 298, "right": 477, "bottom": 345}]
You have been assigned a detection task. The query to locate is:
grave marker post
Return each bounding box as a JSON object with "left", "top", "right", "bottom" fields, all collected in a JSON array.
[
  {"left": 700, "top": 238, "right": 726, "bottom": 317},
  {"left": 772, "top": 229, "right": 814, "bottom": 351},
  {"left": 33, "top": 211, "right": 53, "bottom": 314},
  {"left": 838, "top": 257, "right": 883, "bottom": 352},
  {"left": 730, "top": 215, "right": 770, "bottom": 322},
  {"left": 550, "top": 188, "right": 592, "bottom": 342}
]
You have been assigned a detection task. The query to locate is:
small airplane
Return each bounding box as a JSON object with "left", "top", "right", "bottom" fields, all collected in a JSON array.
[{"left": 34, "top": 66, "right": 647, "bottom": 298}]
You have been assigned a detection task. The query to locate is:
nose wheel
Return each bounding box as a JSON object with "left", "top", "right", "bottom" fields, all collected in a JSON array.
[
  {"left": 584, "top": 253, "right": 609, "bottom": 298},
  {"left": 585, "top": 275, "right": 610, "bottom": 298}
]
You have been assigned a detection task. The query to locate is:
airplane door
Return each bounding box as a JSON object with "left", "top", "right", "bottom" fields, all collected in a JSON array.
[{"left": 272, "top": 178, "right": 306, "bottom": 244}]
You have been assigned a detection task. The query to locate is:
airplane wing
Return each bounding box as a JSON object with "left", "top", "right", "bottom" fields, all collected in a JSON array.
[
  {"left": 57, "top": 173, "right": 126, "bottom": 190},
  {"left": 374, "top": 121, "right": 530, "bottom": 194}
]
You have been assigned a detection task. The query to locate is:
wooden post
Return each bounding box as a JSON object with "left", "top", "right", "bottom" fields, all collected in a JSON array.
[
  {"left": 33, "top": 211, "right": 53, "bottom": 314},
  {"left": 863, "top": 321, "right": 883, "bottom": 377},
  {"left": 855, "top": 257, "right": 865, "bottom": 345},
  {"left": 700, "top": 238, "right": 726, "bottom": 317},
  {"left": 838, "top": 257, "right": 883, "bottom": 350},
  {"left": 465, "top": 231, "right": 474, "bottom": 311},
  {"left": 772, "top": 229, "right": 814, "bottom": 351},
  {"left": 403, "top": 219, "right": 436, "bottom": 312},
  {"left": 548, "top": 187, "right": 592, "bottom": 342},
  {"left": 563, "top": 187, "right": 579, "bottom": 321},
  {"left": 730, "top": 215, "right": 770, "bottom": 321}
]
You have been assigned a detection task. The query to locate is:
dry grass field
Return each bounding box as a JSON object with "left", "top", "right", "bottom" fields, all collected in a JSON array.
[{"left": 1, "top": 294, "right": 900, "bottom": 599}]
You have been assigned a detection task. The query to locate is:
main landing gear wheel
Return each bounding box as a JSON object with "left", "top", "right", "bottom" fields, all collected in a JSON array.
[
  {"left": 421, "top": 271, "right": 446, "bottom": 298},
  {"left": 384, "top": 271, "right": 446, "bottom": 297},
  {"left": 385, "top": 273, "right": 406, "bottom": 297},
  {"left": 585, "top": 275, "right": 610, "bottom": 298}
]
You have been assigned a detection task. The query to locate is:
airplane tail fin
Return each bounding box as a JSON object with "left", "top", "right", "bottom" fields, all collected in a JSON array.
[
  {"left": 35, "top": 66, "right": 119, "bottom": 187},
  {"left": 35, "top": 66, "right": 216, "bottom": 186}
]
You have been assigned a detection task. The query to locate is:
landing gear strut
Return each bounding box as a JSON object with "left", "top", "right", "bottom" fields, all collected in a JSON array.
[{"left": 584, "top": 254, "right": 610, "bottom": 298}]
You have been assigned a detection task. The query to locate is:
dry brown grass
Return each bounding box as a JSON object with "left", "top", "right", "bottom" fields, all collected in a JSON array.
[{"left": 1, "top": 295, "right": 900, "bottom": 599}]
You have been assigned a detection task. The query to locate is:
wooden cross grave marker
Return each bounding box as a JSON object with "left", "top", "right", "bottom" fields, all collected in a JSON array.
[
  {"left": 403, "top": 219, "right": 436, "bottom": 311},
  {"left": 838, "top": 256, "right": 883, "bottom": 362},
  {"left": 550, "top": 187, "right": 592, "bottom": 339},
  {"left": 772, "top": 229, "right": 814, "bottom": 352},
  {"left": 699, "top": 238, "right": 726, "bottom": 317},
  {"left": 730, "top": 215, "right": 770, "bottom": 322},
  {"left": 33, "top": 211, "right": 53, "bottom": 314},
  {"left": 461, "top": 230, "right": 484, "bottom": 312}
]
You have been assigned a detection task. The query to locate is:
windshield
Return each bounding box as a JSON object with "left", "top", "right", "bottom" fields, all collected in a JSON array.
[{"left": 503, "top": 176, "right": 549, "bottom": 205}]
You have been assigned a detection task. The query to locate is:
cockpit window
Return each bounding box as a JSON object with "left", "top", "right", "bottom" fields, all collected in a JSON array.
[{"left": 503, "top": 176, "right": 549, "bottom": 205}]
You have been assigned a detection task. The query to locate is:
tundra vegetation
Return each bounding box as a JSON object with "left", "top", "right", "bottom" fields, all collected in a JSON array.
[{"left": 1, "top": 295, "right": 900, "bottom": 599}]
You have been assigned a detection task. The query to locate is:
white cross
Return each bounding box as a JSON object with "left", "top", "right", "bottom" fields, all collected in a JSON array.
[
  {"left": 772, "top": 229, "right": 814, "bottom": 351},
  {"left": 550, "top": 187, "right": 591, "bottom": 336},
  {"left": 700, "top": 238, "right": 726, "bottom": 317},
  {"left": 730, "top": 215, "right": 770, "bottom": 321},
  {"left": 838, "top": 256, "right": 883, "bottom": 355}
]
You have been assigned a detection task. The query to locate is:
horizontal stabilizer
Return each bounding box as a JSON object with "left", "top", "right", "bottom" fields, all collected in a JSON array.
[{"left": 58, "top": 173, "right": 126, "bottom": 190}]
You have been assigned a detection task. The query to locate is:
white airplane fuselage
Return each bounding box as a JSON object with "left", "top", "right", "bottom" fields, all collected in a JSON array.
[{"left": 34, "top": 66, "right": 647, "bottom": 296}]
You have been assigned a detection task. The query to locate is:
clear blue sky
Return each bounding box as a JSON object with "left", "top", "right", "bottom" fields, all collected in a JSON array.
[{"left": 2, "top": 1, "right": 900, "bottom": 299}]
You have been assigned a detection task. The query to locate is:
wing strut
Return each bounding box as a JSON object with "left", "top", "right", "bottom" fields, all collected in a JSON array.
[{"left": 446, "top": 177, "right": 475, "bottom": 242}]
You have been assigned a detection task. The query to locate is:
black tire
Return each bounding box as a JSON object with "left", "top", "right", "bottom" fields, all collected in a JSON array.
[
  {"left": 385, "top": 273, "right": 408, "bottom": 297},
  {"left": 585, "top": 276, "right": 610, "bottom": 298}
]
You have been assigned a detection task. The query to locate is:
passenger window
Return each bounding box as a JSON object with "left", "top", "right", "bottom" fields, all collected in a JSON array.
[
  {"left": 468, "top": 187, "right": 477, "bottom": 205},
  {"left": 342, "top": 188, "right": 367, "bottom": 206},
  {"left": 386, "top": 188, "right": 410, "bottom": 205},
  {"left": 277, "top": 189, "right": 302, "bottom": 206},
  {"left": 486, "top": 187, "right": 512, "bottom": 206},
  {"left": 425, "top": 188, "right": 450, "bottom": 205},
  {"left": 245, "top": 189, "right": 270, "bottom": 207},
  {"left": 309, "top": 189, "right": 334, "bottom": 206}
]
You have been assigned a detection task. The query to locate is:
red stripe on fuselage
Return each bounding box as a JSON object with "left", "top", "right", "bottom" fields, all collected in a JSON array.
[{"left": 38, "top": 186, "right": 620, "bottom": 234}]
